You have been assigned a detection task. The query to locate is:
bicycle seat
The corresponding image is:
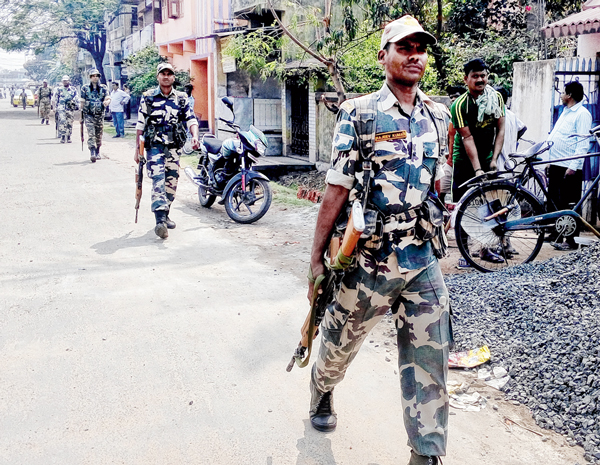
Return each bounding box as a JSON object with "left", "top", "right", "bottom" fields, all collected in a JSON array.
[
  {"left": 511, "top": 141, "right": 551, "bottom": 159},
  {"left": 203, "top": 137, "right": 224, "bottom": 154}
]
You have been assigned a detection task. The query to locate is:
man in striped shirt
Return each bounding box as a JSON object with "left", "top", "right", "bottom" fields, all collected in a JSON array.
[
  {"left": 449, "top": 58, "right": 506, "bottom": 263},
  {"left": 546, "top": 80, "right": 592, "bottom": 250}
]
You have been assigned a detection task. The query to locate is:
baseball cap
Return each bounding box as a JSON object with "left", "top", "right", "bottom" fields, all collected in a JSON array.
[
  {"left": 380, "top": 15, "right": 437, "bottom": 50},
  {"left": 88, "top": 68, "right": 100, "bottom": 77},
  {"left": 157, "top": 63, "right": 175, "bottom": 74},
  {"left": 62, "top": 75, "right": 70, "bottom": 81}
]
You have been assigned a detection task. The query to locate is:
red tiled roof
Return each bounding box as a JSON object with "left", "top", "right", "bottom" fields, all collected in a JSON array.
[{"left": 541, "top": 6, "right": 600, "bottom": 39}]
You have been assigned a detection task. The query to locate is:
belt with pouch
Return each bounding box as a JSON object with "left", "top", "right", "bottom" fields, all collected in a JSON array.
[{"left": 383, "top": 206, "right": 421, "bottom": 244}]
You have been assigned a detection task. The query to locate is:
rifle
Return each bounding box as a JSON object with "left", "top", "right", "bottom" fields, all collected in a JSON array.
[
  {"left": 80, "top": 110, "right": 84, "bottom": 151},
  {"left": 135, "top": 136, "right": 146, "bottom": 223},
  {"left": 286, "top": 200, "right": 365, "bottom": 372}
]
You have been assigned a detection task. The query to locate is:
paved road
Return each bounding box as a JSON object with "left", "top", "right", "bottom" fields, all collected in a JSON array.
[{"left": 0, "top": 106, "right": 584, "bottom": 465}]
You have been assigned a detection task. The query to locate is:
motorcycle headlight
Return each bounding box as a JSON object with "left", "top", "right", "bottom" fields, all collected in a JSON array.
[{"left": 256, "top": 140, "right": 266, "bottom": 156}]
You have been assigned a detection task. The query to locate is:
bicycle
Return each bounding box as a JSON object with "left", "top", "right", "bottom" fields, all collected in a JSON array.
[{"left": 453, "top": 129, "right": 600, "bottom": 272}]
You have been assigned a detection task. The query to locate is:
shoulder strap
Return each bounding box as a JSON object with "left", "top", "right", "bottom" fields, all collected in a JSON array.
[{"left": 352, "top": 93, "right": 378, "bottom": 209}]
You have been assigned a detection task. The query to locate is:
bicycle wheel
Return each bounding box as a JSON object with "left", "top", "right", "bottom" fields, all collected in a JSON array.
[{"left": 455, "top": 184, "right": 545, "bottom": 272}]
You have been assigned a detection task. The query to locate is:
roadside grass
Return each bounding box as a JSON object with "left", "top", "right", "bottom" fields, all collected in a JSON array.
[
  {"left": 271, "top": 182, "right": 316, "bottom": 207},
  {"left": 103, "top": 123, "right": 136, "bottom": 140}
]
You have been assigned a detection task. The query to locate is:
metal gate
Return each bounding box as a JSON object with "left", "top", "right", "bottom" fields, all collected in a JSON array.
[
  {"left": 289, "top": 82, "right": 309, "bottom": 157},
  {"left": 553, "top": 57, "right": 600, "bottom": 223}
]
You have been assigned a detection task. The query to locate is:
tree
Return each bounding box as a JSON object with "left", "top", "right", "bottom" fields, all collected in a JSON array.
[
  {"left": 0, "top": 0, "right": 120, "bottom": 84},
  {"left": 124, "top": 45, "right": 191, "bottom": 96},
  {"left": 250, "top": 0, "right": 445, "bottom": 108}
]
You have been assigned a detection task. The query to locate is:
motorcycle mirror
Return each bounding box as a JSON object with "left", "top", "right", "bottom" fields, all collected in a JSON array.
[{"left": 222, "top": 96, "right": 234, "bottom": 113}]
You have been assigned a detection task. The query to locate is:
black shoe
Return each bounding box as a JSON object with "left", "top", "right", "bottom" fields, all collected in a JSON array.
[
  {"left": 154, "top": 211, "right": 169, "bottom": 239},
  {"left": 67, "top": 136, "right": 72, "bottom": 143},
  {"left": 90, "top": 147, "right": 96, "bottom": 163},
  {"left": 46, "top": 120, "right": 49, "bottom": 125},
  {"left": 60, "top": 136, "right": 65, "bottom": 144},
  {"left": 309, "top": 383, "right": 337, "bottom": 432},
  {"left": 165, "top": 216, "right": 176, "bottom": 229},
  {"left": 112, "top": 134, "right": 120, "bottom": 138},
  {"left": 41, "top": 119, "right": 45, "bottom": 124},
  {"left": 408, "top": 450, "right": 441, "bottom": 465}
]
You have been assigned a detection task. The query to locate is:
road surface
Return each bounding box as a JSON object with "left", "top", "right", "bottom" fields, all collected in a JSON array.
[{"left": 0, "top": 105, "right": 584, "bottom": 464}]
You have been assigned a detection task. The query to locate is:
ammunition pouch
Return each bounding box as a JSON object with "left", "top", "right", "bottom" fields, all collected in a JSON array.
[
  {"left": 144, "top": 125, "right": 158, "bottom": 149},
  {"left": 173, "top": 122, "right": 187, "bottom": 149},
  {"left": 415, "top": 195, "right": 449, "bottom": 259}
]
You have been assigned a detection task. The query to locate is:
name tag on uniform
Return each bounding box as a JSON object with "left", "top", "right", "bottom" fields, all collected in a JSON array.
[{"left": 375, "top": 130, "right": 407, "bottom": 143}]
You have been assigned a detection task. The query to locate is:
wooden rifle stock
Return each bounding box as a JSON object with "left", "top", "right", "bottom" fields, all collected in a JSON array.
[
  {"left": 287, "top": 201, "right": 366, "bottom": 371},
  {"left": 134, "top": 137, "right": 145, "bottom": 223}
]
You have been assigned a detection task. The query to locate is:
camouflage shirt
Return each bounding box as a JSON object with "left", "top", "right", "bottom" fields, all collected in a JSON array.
[
  {"left": 37, "top": 86, "right": 52, "bottom": 102},
  {"left": 326, "top": 83, "right": 449, "bottom": 271},
  {"left": 80, "top": 83, "right": 109, "bottom": 116},
  {"left": 135, "top": 87, "right": 198, "bottom": 146},
  {"left": 53, "top": 85, "right": 79, "bottom": 111}
]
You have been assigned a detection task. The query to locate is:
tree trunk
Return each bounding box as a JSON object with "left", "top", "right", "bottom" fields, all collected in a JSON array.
[
  {"left": 77, "top": 29, "right": 108, "bottom": 84},
  {"left": 327, "top": 61, "right": 346, "bottom": 112}
]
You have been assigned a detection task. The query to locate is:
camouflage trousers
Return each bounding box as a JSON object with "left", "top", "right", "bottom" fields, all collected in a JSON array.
[
  {"left": 312, "top": 249, "right": 451, "bottom": 457},
  {"left": 57, "top": 108, "right": 74, "bottom": 137},
  {"left": 84, "top": 114, "right": 104, "bottom": 150},
  {"left": 146, "top": 144, "right": 180, "bottom": 212},
  {"left": 39, "top": 99, "right": 51, "bottom": 119}
]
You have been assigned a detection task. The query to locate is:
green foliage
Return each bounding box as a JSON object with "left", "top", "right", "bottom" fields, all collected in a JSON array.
[
  {"left": 124, "top": 46, "right": 191, "bottom": 96},
  {"left": 441, "top": 31, "right": 538, "bottom": 92}
]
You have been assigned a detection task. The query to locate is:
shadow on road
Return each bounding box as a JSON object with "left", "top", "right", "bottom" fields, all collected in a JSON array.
[
  {"left": 53, "top": 161, "right": 92, "bottom": 166},
  {"left": 295, "top": 419, "right": 337, "bottom": 465},
  {"left": 91, "top": 230, "right": 167, "bottom": 254},
  {"left": 0, "top": 108, "right": 39, "bottom": 120}
]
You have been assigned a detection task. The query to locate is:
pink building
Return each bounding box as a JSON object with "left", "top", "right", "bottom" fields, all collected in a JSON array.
[{"left": 155, "top": 0, "right": 234, "bottom": 133}]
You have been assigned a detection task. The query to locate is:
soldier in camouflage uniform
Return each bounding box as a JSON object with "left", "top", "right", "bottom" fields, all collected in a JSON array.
[
  {"left": 37, "top": 80, "right": 52, "bottom": 125},
  {"left": 80, "top": 69, "right": 110, "bottom": 162},
  {"left": 306, "top": 16, "right": 451, "bottom": 465},
  {"left": 135, "top": 63, "right": 199, "bottom": 239},
  {"left": 52, "top": 75, "right": 79, "bottom": 143}
]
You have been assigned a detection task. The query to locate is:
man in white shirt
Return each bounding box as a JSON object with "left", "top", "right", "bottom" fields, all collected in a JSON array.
[
  {"left": 546, "top": 80, "right": 592, "bottom": 250},
  {"left": 109, "top": 82, "right": 130, "bottom": 138}
]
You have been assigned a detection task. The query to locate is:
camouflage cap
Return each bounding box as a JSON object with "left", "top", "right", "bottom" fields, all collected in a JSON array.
[
  {"left": 380, "top": 15, "right": 436, "bottom": 50},
  {"left": 88, "top": 68, "right": 101, "bottom": 77},
  {"left": 157, "top": 63, "right": 175, "bottom": 75}
]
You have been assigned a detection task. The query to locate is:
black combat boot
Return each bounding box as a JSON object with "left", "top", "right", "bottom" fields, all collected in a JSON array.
[
  {"left": 407, "top": 450, "right": 442, "bottom": 465},
  {"left": 95, "top": 147, "right": 101, "bottom": 160},
  {"left": 60, "top": 136, "right": 65, "bottom": 144},
  {"left": 90, "top": 147, "right": 96, "bottom": 163},
  {"left": 41, "top": 119, "right": 45, "bottom": 124},
  {"left": 46, "top": 119, "right": 49, "bottom": 125},
  {"left": 67, "top": 136, "right": 72, "bottom": 143},
  {"left": 309, "top": 381, "right": 337, "bottom": 432},
  {"left": 154, "top": 211, "right": 168, "bottom": 239},
  {"left": 165, "top": 210, "right": 176, "bottom": 229}
]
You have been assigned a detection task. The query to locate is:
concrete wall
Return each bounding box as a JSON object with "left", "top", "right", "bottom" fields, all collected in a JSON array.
[
  {"left": 578, "top": 33, "right": 600, "bottom": 57},
  {"left": 512, "top": 59, "right": 557, "bottom": 143},
  {"left": 155, "top": 0, "right": 195, "bottom": 43}
]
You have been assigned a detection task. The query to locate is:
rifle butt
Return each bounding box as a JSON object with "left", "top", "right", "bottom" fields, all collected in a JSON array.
[{"left": 339, "top": 200, "right": 366, "bottom": 258}]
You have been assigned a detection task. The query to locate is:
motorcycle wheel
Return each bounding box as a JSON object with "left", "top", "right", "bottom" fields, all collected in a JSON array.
[
  {"left": 197, "top": 165, "right": 216, "bottom": 208},
  {"left": 224, "top": 178, "right": 272, "bottom": 224}
]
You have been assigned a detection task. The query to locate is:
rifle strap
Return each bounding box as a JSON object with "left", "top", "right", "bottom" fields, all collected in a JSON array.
[{"left": 352, "top": 93, "right": 378, "bottom": 211}]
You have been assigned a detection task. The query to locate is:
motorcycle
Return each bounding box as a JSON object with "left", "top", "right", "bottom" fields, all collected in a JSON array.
[{"left": 184, "top": 96, "right": 272, "bottom": 224}]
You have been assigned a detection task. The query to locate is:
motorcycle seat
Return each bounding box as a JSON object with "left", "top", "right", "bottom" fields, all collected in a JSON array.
[{"left": 203, "top": 137, "right": 224, "bottom": 154}]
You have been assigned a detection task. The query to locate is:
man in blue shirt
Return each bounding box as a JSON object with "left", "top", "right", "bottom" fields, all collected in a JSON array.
[{"left": 546, "top": 80, "right": 592, "bottom": 250}]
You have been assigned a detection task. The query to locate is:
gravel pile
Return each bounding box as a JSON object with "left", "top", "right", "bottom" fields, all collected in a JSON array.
[
  {"left": 276, "top": 171, "right": 326, "bottom": 191},
  {"left": 445, "top": 243, "right": 600, "bottom": 463}
]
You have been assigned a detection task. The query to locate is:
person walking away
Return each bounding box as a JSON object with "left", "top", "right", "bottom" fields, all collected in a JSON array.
[
  {"left": 52, "top": 76, "right": 79, "bottom": 144},
  {"left": 80, "top": 69, "right": 110, "bottom": 162},
  {"left": 109, "top": 82, "right": 129, "bottom": 138},
  {"left": 305, "top": 16, "right": 451, "bottom": 465},
  {"left": 546, "top": 80, "right": 592, "bottom": 250},
  {"left": 449, "top": 58, "right": 505, "bottom": 264},
  {"left": 38, "top": 80, "right": 52, "bottom": 125},
  {"left": 21, "top": 88, "right": 27, "bottom": 110},
  {"left": 134, "top": 63, "right": 199, "bottom": 239}
]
